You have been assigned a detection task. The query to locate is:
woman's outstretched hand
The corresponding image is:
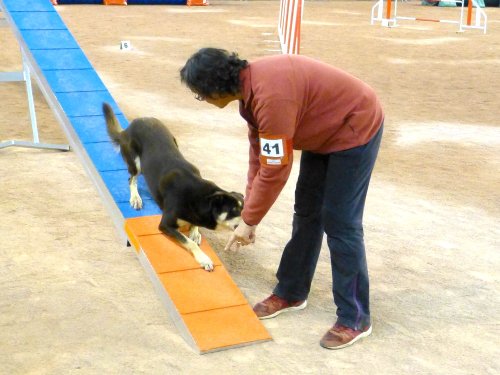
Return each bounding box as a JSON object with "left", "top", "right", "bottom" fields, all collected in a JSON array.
[{"left": 224, "top": 221, "right": 257, "bottom": 251}]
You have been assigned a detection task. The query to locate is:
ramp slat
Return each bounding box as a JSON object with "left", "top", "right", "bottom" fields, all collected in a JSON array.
[
  {"left": 10, "top": 11, "right": 66, "bottom": 29},
  {"left": 70, "top": 114, "right": 128, "bottom": 143},
  {"left": 2, "top": 0, "right": 54, "bottom": 11},
  {"left": 21, "top": 30, "right": 80, "bottom": 49},
  {"left": 32, "top": 49, "right": 93, "bottom": 70},
  {"left": 44, "top": 69, "right": 108, "bottom": 93}
]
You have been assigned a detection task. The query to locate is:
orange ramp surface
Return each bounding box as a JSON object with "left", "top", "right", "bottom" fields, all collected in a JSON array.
[{"left": 125, "top": 215, "right": 272, "bottom": 353}]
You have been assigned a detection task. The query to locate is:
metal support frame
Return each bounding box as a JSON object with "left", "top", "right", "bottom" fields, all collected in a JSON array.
[{"left": 0, "top": 16, "right": 69, "bottom": 151}]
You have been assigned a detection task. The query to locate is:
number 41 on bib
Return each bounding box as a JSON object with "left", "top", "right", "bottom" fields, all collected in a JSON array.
[{"left": 259, "top": 135, "right": 292, "bottom": 166}]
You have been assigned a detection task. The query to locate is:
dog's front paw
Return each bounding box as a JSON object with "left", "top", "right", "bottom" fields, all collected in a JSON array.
[
  {"left": 196, "top": 253, "right": 214, "bottom": 272},
  {"left": 130, "top": 195, "right": 143, "bottom": 210}
]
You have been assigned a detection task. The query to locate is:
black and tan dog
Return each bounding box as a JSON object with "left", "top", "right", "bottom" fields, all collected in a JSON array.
[{"left": 102, "top": 103, "right": 243, "bottom": 271}]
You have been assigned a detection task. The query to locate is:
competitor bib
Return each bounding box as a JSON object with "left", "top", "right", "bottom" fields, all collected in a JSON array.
[{"left": 259, "top": 134, "right": 292, "bottom": 166}]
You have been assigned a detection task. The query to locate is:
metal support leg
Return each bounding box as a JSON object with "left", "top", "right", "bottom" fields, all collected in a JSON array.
[{"left": 0, "top": 49, "right": 70, "bottom": 151}]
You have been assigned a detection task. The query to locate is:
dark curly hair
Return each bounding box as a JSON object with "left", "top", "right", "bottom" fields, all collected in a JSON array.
[{"left": 180, "top": 48, "right": 248, "bottom": 99}]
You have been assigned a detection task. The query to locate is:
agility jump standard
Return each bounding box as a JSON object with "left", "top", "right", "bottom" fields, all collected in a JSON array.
[
  {"left": 278, "top": 0, "right": 304, "bottom": 54},
  {"left": 371, "top": 0, "right": 487, "bottom": 33},
  {"left": 0, "top": 0, "right": 270, "bottom": 353}
]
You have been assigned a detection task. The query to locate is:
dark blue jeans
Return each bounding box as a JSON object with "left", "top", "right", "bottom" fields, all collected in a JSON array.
[{"left": 273, "top": 124, "right": 383, "bottom": 330}]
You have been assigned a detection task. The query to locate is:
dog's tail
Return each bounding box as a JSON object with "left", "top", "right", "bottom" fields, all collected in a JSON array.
[{"left": 102, "top": 102, "right": 123, "bottom": 146}]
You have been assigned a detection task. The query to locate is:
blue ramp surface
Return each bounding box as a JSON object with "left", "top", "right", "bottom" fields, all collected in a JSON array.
[{"left": 0, "top": 0, "right": 161, "bottom": 242}]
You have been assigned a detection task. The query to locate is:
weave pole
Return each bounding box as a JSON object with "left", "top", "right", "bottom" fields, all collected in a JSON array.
[
  {"left": 278, "top": 0, "right": 304, "bottom": 54},
  {"left": 371, "top": 0, "right": 487, "bottom": 33}
]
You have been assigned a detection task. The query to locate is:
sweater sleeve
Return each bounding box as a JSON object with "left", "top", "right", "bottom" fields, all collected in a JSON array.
[
  {"left": 241, "top": 157, "right": 294, "bottom": 225},
  {"left": 241, "top": 99, "right": 298, "bottom": 225},
  {"left": 245, "top": 126, "right": 261, "bottom": 199}
]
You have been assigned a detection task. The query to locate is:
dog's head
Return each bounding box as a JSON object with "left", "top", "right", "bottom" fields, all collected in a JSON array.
[{"left": 209, "top": 191, "right": 244, "bottom": 230}]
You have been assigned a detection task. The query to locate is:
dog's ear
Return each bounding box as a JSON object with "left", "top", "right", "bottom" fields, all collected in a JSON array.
[
  {"left": 208, "top": 192, "right": 239, "bottom": 214},
  {"left": 211, "top": 192, "right": 244, "bottom": 207},
  {"left": 229, "top": 192, "right": 244, "bottom": 205},
  {"left": 208, "top": 192, "right": 227, "bottom": 212}
]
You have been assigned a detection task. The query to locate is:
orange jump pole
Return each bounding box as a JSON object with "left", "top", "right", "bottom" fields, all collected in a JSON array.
[
  {"left": 292, "top": 0, "right": 303, "bottom": 54},
  {"left": 467, "top": 0, "right": 473, "bottom": 25}
]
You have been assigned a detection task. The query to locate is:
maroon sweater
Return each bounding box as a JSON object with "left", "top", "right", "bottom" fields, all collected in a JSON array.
[{"left": 239, "top": 54, "right": 384, "bottom": 225}]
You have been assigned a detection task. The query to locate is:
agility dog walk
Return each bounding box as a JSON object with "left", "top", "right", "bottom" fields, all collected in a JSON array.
[{"left": 0, "top": 0, "right": 270, "bottom": 353}]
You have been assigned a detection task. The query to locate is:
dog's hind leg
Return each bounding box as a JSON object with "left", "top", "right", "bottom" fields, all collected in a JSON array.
[
  {"left": 128, "top": 156, "right": 142, "bottom": 209},
  {"left": 123, "top": 145, "right": 142, "bottom": 209},
  {"left": 129, "top": 175, "right": 143, "bottom": 209},
  {"left": 188, "top": 226, "right": 202, "bottom": 246}
]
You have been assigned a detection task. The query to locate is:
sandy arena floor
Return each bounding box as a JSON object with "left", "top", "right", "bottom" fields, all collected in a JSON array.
[{"left": 1, "top": 1, "right": 499, "bottom": 374}]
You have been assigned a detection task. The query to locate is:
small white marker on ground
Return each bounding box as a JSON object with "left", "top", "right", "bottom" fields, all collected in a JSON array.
[{"left": 120, "top": 40, "right": 132, "bottom": 50}]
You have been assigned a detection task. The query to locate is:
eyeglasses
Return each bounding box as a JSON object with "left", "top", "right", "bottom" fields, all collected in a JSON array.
[{"left": 194, "top": 93, "right": 205, "bottom": 101}]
